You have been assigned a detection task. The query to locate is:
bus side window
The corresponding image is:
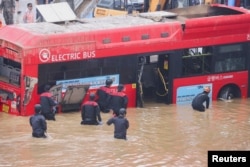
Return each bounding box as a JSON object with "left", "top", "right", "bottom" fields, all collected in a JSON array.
[
  {"left": 182, "top": 47, "right": 212, "bottom": 76},
  {"left": 214, "top": 43, "right": 246, "bottom": 73}
]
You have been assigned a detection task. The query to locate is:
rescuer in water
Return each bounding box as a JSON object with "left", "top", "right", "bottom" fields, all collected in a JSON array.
[
  {"left": 107, "top": 108, "right": 129, "bottom": 140},
  {"left": 29, "top": 104, "right": 47, "bottom": 138},
  {"left": 81, "top": 93, "right": 102, "bottom": 125},
  {"left": 109, "top": 84, "right": 128, "bottom": 117},
  {"left": 40, "top": 85, "right": 57, "bottom": 120},
  {"left": 96, "top": 78, "right": 113, "bottom": 113},
  {"left": 191, "top": 86, "right": 210, "bottom": 112}
]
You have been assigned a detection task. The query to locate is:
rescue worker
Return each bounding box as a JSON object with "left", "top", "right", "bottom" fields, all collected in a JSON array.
[
  {"left": 0, "top": 0, "right": 16, "bottom": 25},
  {"left": 40, "top": 85, "right": 57, "bottom": 121},
  {"left": 109, "top": 84, "right": 128, "bottom": 117},
  {"left": 191, "top": 86, "right": 210, "bottom": 112},
  {"left": 107, "top": 108, "right": 129, "bottom": 140},
  {"left": 96, "top": 78, "right": 113, "bottom": 113},
  {"left": 29, "top": 104, "right": 47, "bottom": 138},
  {"left": 81, "top": 93, "right": 102, "bottom": 125}
]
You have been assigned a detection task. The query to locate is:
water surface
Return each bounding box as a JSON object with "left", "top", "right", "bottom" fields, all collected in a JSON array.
[{"left": 0, "top": 99, "right": 250, "bottom": 167}]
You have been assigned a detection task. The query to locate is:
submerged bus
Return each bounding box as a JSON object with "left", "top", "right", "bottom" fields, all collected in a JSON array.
[{"left": 0, "top": 4, "right": 250, "bottom": 116}]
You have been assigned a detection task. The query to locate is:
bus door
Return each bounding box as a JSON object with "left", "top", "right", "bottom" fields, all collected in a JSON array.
[
  {"left": 50, "top": 84, "right": 90, "bottom": 112},
  {"left": 137, "top": 54, "right": 170, "bottom": 107},
  {"left": 155, "top": 54, "right": 169, "bottom": 103}
]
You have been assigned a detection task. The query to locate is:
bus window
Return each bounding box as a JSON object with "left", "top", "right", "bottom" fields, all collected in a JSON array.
[
  {"left": 0, "top": 89, "right": 14, "bottom": 100},
  {"left": 124, "top": 57, "right": 137, "bottom": 83},
  {"left": 182, "top": 47, "right": 212, "bottom": 76},
  {"left": 0, "top": 57, "right": 21, "bottom": 86},
  {"left": 82, "top": 59, "right": 101, "bottom": 77},
  {"left": 214, "top": 43, "right": 246, "bottom": 73},
  {"left": 38, "top": 56, "right": 137, "bottom": 94},
  {"left": 102, "top": 58, "right": 119, "bottom": 75}
]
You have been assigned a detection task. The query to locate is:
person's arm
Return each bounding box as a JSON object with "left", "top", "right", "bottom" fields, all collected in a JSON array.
[
  {"left": 96, "top": 106, "right": 102, "bottom": 122},
  {"left": 106, "top": 118, "right": 114, "bottom": 125},
  {"left": 95, "top": 89, "right": 100, "bottom": 101},
  {"left": 29, "top": 116, "right": 33, "bottom": 126},
  {"left": 48, "top": 96, "right": 57, "bottom": 107},
  {"left": 106, "top": 93, "right": 112, "bottom": 103},
  {"left": 42, "top": 117, "right": 47, "bottom": 131},
  {"left": 125, "top": 119, "right": 129, "bottom": 129},
  {"left": 123, "top": 95, "right": 128, "bottom": 109},
  {"left": 81, "top": 105, "right": 85, "bottom": 120},
  {"left": 206, "top": 96, "right": 210, "bottom": 109}
]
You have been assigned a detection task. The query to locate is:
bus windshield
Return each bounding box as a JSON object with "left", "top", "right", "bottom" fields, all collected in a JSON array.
[{"left": 0, "top": 57, "right": 21, "bottom": 87}]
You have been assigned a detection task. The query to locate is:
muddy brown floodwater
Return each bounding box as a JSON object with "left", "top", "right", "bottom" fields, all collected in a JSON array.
[{"left": 0, "top": 99, "right": 250, "bottom": 167}]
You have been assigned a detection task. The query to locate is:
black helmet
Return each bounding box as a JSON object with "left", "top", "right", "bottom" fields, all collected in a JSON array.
[
  {"left": 119, "top": 108, "right": 126, "bottom": 116},
  {"left": 89, "top": 93, "right": 95, "bottom": 100},
  {"left": 44, "top": 84, "right": 51, "bottom": 91},
  {"left": 118, "top": 84, "right": 124, "bottom": 92},
  {"left": 35, "top": 104, "right": 41, "bottom": 113},
  {"left": 105, "top": 79, "right": 113, "bottom": 86}
]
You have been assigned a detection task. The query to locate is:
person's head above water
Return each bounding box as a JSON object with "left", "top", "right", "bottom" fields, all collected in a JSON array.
[
  {"left": 105, "top": 79, "right": 113, "bottom": 86},
  {"left": 34, "top": 104, "right": 41, "bottom": 114},
  {"left": 89, "top": 93, "right": 95, "bottom": 101},
  {"left": 203, "top": 86, "right": 210, "bottom": 93},
  {"left": 119, "top": 108, "right": 126, "bottom": 116}
]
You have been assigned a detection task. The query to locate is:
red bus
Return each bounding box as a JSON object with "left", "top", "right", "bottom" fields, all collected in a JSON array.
[{"left": 0, "top": 4, "right": 250, "bottom": 116}]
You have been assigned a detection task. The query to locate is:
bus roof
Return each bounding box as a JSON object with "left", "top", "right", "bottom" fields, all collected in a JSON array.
[{"left": 0, "top": 4, "right": 250, "bottom": 49}]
